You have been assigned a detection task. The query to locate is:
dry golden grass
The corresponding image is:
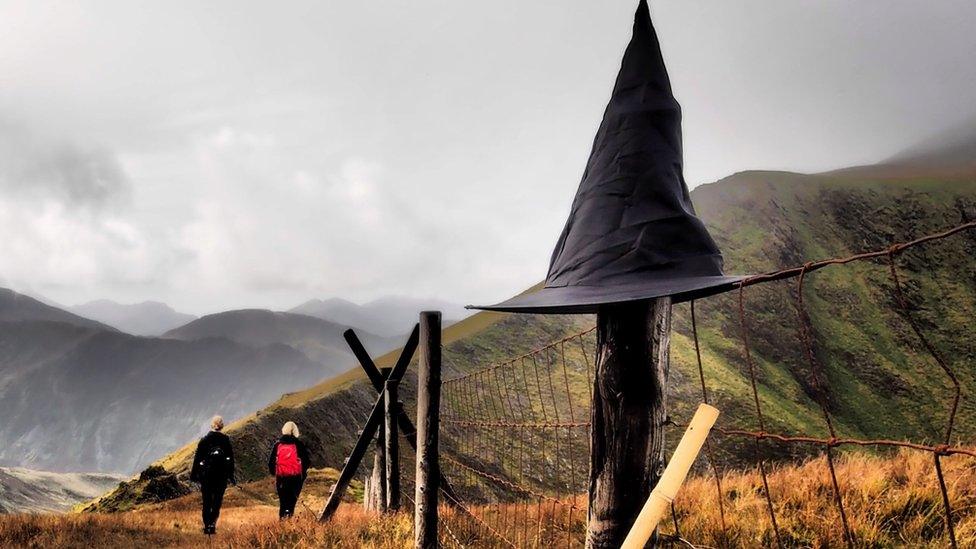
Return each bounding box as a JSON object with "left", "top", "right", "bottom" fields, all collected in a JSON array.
[
  {"left": 1, "top": 449, "right": 973, "bottom": 548},
  {"left": 0, "top": 504, "right": 413, "bottom": 548},
  {"left": 665, "top": 449, "right": 976, "bottom": 548}
]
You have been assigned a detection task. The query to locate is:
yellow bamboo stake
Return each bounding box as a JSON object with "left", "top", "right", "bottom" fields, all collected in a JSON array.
[{"left": 621, "top": 403, "right": 720, "bottom": 549}]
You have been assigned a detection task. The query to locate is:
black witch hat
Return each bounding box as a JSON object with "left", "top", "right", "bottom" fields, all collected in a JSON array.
[{"left": 472, "top": 0, "right": 741, "bottom": 314}]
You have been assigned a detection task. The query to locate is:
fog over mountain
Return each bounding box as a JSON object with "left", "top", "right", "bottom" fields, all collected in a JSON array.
[
  {"left": 830, "top": 117, "right": 976, "bottom": 179},
  {"left": 0, "top": 467, "right": 123, "bottom": 513},
  {"left": 164, "top": 309, "right": 400, "bottom": 366},
  {"left": 884, "top": 117, "right": 976, "bottom": 173},
  {"left": 70, "top": 299, "right": 196, "bottom": 336},
  {"left": 290, "top": 296, "right": 469, "bottom": 337}
]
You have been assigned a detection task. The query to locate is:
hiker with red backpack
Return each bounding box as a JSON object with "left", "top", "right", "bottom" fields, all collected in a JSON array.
[
  {"left": 189, "top": 415, "right": 236, "bottom": 535},
  {"left": 268, "top": 421, "right": 311, "bottom": 518}
]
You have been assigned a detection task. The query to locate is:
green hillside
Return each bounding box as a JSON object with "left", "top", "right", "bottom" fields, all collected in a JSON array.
[{"left": 91, "top": 170, "right": 976, "bottom": 509}]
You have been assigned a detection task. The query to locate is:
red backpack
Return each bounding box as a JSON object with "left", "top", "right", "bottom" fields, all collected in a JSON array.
[{"left": 275, "top": 443, "right": 302, "bottom": 477}]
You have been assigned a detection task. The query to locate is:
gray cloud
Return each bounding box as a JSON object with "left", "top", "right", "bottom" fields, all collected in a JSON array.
[
  {"left": 0, "top": 119, "right": 130, "bottom": 210},
  {"left": 0, "top": 1, "right": 973, "bottom": 313}
]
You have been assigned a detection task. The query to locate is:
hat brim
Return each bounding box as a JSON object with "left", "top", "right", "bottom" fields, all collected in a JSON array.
[{"left": 467, "top": 275, "right": 745, "bottom": 314}]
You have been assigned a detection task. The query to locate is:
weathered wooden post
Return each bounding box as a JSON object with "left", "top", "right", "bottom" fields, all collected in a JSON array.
[
  {"left": 385, "top": 377, "right": 401, "bottom": 512},
  {"left": 588, "top": 298, "right": 671, "bottom": 546},
  {"left": 468, "top": 2, "right": 741, "bottom": 547},
  {"left": 366, "top": 369, "right": 391, "bottom": 513},
  {"left": 364, "top": 440, "right": 385, "bottom": 511},
  {"left": 415, "top": 311, "right": 441, "bottom": 549}
]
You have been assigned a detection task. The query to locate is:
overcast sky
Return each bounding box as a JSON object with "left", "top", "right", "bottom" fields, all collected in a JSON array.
[{"left": 1, "top": 1, "right": 974, "bottom": 315}]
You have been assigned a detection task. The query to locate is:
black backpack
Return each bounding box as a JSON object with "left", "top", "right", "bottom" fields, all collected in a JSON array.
[{"left": 198, "top": 443, "right": 232, "bottom": 481}]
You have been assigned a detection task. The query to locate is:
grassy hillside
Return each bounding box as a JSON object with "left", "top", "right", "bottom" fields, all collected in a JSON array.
[
  {"left": 93, "top": 171, "right": 976, "bottom": 510},
  {"left": 688, "top": 172, "right": 976, "bottom": 455}
]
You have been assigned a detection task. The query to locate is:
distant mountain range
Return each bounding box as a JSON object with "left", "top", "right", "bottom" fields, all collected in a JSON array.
[
  {"left": 0, "top": 467, "right": 122, "bottom": 513},
  {"left": 290, "top": 296, "right": 469, "bottom": 336},
  {"left": 69, "top": 300, "right": 196, "bottom": 336},
  {"left": 163, "top": 309, "right": 398, "bottom": 366},
  {"left": 0, "top": 292, "right": 421, "bottom": 474}
]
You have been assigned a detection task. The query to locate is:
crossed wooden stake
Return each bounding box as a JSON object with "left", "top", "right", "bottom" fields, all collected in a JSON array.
[{"left": 319, "top": 324, "right": 458, "bottom": 521}]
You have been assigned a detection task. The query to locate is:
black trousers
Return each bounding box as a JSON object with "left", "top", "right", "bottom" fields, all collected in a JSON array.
[
  {"left": 201, "top": 480, "right": 227, "bottom": 528},
  {"left": 276, "top": 475, "right": 304, "bottom": 518}
]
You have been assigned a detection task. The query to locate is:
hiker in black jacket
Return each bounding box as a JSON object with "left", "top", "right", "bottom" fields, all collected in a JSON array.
[
  {"left": 267, "top": 421, "right": 311, "bottom": 519},
  {"left": 190, "top": 415, "right": 236, "bottom": 535}
]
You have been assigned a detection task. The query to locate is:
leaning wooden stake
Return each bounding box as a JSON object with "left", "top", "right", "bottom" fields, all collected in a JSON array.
[
  {"left": 622, "top": 404, "right": 720, "bottom": 549},
  {"left": 385, "top": 377, "right": 401, "bottom": 512},
  {"left": 415, "top": 311, "right": 441, "bottom": 549},
  {"left": 588, "top": 297, "right": 672, "bottom": 548}
]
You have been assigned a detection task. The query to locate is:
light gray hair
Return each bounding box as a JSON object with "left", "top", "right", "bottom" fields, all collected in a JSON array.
[
  {"left": 281, "top": 421, "right": 300, "bottom": 438},
  {"left": 210, "top": 415, "right": 224, "bottom": 431}
]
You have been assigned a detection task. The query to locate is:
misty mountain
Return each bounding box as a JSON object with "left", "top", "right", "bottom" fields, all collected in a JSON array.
[
  {"left": 69, "top": 299, "right": 196, "bottom": 336},
  {"left": 831, "top": 117, "right": 976, "bottom": 179},
  {"left": 163, "top": 309, "right": 400, "bottom": 366},
  {"left": 0, "top": 318, "right": 328, "bottom": 473},
  {"left": 0, "top": 289, "right": 406, "bottom": 474},
  {"left": 0, "top": 288, "right": 114, "bottom": 331},
  {"left": 885, "top": 117, "right": 976, "bottom": 172},
  {"left": 0, "top": 467, "right": 122, "bottom": 513},
  {"left": 290, "top": 296, "right": 469, "bottom": 337}
]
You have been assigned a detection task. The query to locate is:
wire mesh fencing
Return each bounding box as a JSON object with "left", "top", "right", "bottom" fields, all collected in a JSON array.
[
  {"left": 436, "top": 328, "right": 596, "bottom": 547},
  {"left": 428, "top": 220, "right": 976, "bottom": 548}
]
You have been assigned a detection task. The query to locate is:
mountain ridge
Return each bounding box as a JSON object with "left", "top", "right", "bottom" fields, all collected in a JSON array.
[
  {"left": 69, "top": 299, "right": 196, "bottom": 336},
  {"left": 0, "top": 289, "right": 115, "bottom": 332},
  {"left": 163, "top": 308, "right": 400, "bottom": 368}
]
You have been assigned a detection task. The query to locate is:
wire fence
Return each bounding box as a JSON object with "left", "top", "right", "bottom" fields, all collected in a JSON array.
[
  {"left": 431, "top": 219, "right": 976, "bottom": 548},
  {"left": 438, "top": 328, "right": 595, "bottom": 547}
]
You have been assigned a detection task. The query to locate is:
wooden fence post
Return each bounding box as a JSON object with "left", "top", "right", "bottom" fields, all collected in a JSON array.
[
  {"left": 365, "top": 440, "right": 385, "bottom": 512},
  {"left": 587, "top": 297, "right": 672, "bottom": 548},
  {"left": 368, "top": 369, "right": 391, "bottom": 512},
  {"left": 385, "top": 377, "right": 401, "bottom": 512},
  {"left": 415, "top": 311, "right": 441, "bottom": 549}
]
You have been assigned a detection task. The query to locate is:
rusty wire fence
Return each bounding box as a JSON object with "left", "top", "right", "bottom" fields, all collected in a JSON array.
[
  {"left": 436, "top": 328, "right": 596, "bottom": 547},
  {"left": 430, "top": 220, "right": 976, "bottom": 548}
]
